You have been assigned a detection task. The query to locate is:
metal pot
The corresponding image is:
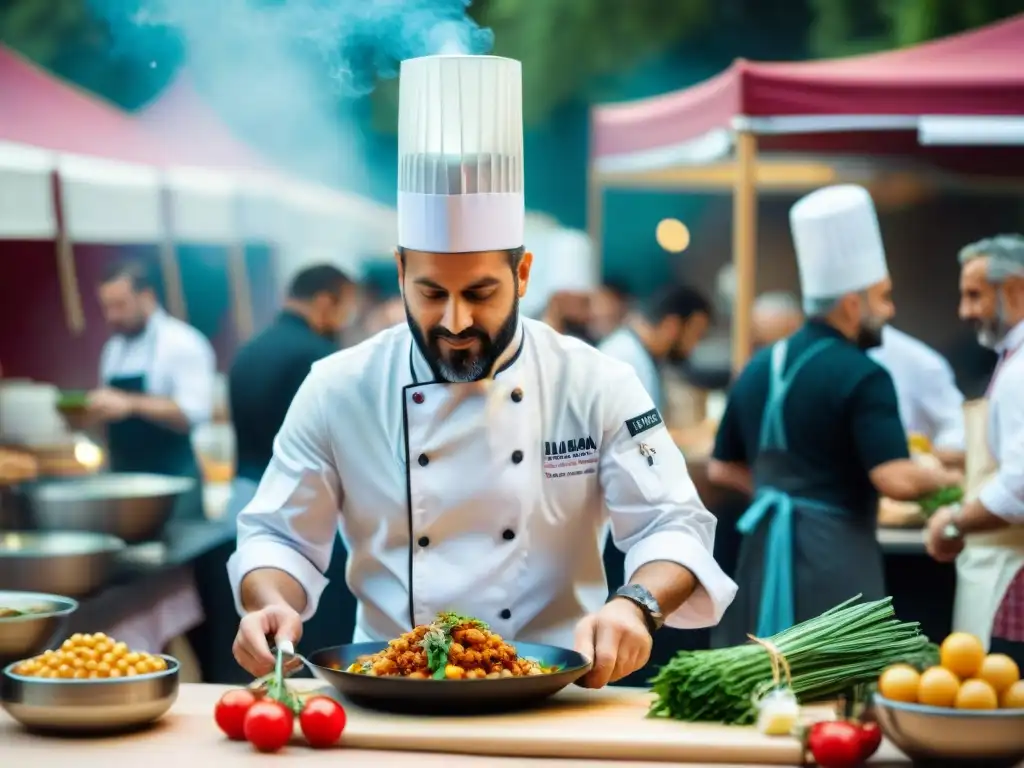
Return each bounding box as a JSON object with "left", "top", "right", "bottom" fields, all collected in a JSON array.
[
  {"left": 0, "top": 532, "right": 124, "bottom": 598},
  {"left": 0, "top": 591, "right": 78, "bottom": 665},
  {"left": 22, "top": 474, "right": 195, "bottom": 543}
]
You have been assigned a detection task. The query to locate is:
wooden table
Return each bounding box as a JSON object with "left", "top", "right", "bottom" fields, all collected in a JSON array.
[{"left": 2, "top": 681, "right": 913, "bottom": 766}]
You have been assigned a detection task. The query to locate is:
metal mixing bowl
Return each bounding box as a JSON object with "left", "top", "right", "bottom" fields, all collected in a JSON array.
[
  {"left": 0, "top": 591, "right": 78, "bottom": 666},
  {"left": 874, "top": 694, "right": 1024, "bottom": 765},
  {"left": 23, "top": 474, "right": 194, "bottom": 543},
  {"left": 1, "top": 655, "right": 179, "bottom": 733},
  {"left": 0, "top": 532, "right": 124, "bottom": 597}
]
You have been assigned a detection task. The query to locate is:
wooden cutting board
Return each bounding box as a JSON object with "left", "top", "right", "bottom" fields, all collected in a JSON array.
[{"left": 334, "top": 685, "right": 808, "bottom": 763}]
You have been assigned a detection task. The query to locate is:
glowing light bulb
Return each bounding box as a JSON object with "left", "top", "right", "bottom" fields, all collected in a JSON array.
[{"left": 655, "top": 219, "right": 691, "bottom": 253}]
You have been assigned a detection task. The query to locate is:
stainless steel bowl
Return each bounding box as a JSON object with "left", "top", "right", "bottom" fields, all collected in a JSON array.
[
  {"left": 0, "top": 532, "right": 124, "bottom": 597},
  {"left": 1, "top": 655, "right": 179, "bottom": 733},
  {"left": 874, "top": 693, "right": 1024, "bottom": 765},
  {"left": 23, "top": 474, "right": 195, "bottom": 543},
  {"left": 0, "top": 591, "right": 78, "bottom": 665}
]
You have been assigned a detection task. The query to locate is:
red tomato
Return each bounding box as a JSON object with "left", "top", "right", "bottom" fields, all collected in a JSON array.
[
  {"left": 858, "top": 721, "right": 882, "bottom": 760},
  {"left": 807, "top": 721, "right": 864, "bottom": 768},
  {"left": 243, "top": 700, "right": 294, "bottom": 753},
  {"left": 299, "top": 696, "right": 347, "bottom": 748},
  {"left": 213, "top": 689, "right": 257, "bottom": 741}
]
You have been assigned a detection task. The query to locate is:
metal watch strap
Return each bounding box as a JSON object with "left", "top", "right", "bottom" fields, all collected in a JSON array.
[{"left": 609, "top": 584, "right": 663, "bottom": 634}]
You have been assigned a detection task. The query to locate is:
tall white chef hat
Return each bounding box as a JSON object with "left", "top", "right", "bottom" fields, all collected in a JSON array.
[
  {"left": 397, "top": 55, "right": 524, "bottom": 254},
  {"left": 789, "top": 185, "right": 889, "bottom": 307}
]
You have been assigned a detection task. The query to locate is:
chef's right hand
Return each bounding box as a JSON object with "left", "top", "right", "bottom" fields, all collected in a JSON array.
[{"left": 232, "top": 604, "right": 303, "bottom": 678}]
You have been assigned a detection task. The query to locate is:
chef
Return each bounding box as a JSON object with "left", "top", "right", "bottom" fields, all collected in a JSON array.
[
  {"left": 709, "top": 185, "right": 960, "bottom": 645},
  {"left": 869, "top": 326, "right": 965, "bottom": 466},
  {"left": 926, "top": 234, "right": 1024, "bottom": 668},
  {"left": 228, "top": 54, "right": 736, "bottom": 689},
  {"left": 87, "top": 260, "right": 216, "bottom": 520},
  {"left": 526, "top": 227, "right": 599, "bottom": 343},
  {"left": 227, "top": 263, "right": 355, "bottom": 521},
  {"left": 598, "top": 285, "right": 712, "bottom": 409}
]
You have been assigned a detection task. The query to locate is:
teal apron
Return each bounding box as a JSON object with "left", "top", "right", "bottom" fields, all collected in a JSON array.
[
  {"left": 714, "top": 338, "right": 886, "bottom": 645},
  {"left": 106, "top": 324, "right": 205, "bottom": 523}
]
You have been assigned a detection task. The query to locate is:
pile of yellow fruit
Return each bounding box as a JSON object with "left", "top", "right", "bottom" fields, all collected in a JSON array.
[
  {"left": 12, "top": 632, "right": 168, "bottom": 680},
  {"left": 878, "top": 632, "right": 1024, "bottom": 709}
]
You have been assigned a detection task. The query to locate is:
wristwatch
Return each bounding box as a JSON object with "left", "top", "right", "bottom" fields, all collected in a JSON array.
[
  {"left": 609, "top": 584, "right": 664, "bottom": 634},
  {"left": 941, "top": 504, "right": 965, "bottom": 541}
]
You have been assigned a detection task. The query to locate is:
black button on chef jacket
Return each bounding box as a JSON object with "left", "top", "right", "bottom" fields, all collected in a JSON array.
[
  {"left": 713, "top": 320, "right": 910, "bottom": 513},
  {"left": 229, "top": 311, "right": 338, "bottom": 483}
]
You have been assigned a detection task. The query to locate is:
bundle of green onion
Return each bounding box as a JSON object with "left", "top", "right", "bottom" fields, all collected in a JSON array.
[
  {"left": 649, "top": 596, "right": 938, "bottom": 725},
  {"left": 918, "top": 485, "right": 964, "bottom": 517}
]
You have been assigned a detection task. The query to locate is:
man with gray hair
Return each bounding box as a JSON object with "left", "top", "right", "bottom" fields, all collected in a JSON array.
[
  {"left": 710, "top": 184, "right": 960, "bottom": 646},
  {"left": 751, "top": 292, "right": 803, "bottom": 349},
  {"left": 926, "top": 234, "right": 1024, "bottom": 668}
]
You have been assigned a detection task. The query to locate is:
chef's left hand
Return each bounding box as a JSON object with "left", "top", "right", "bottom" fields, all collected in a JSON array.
[
  {"left": 573, "top": 597, "right": 653, "bottom": 689},
  {"left": 87, "top": 388, "right": 134, "bottom": 423},
  {"left": 926, "top": 506, "right": 965, "bottom": 563}
]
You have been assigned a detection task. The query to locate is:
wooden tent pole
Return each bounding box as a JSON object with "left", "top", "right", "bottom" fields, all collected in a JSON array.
[
  {"left": 730, "top": 130, "right": 759, "bottom": 374},
  {"left": 51, "top": 172, "right": 85, "bottom": 336}
]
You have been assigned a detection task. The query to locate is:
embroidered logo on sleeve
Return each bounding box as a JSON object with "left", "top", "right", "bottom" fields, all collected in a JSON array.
[{"left": 625, "top": 408, "right": 663, "bottom": 438}]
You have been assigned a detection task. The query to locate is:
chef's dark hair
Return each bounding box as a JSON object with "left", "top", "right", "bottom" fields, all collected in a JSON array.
[
  {"left": 642, "top": 285, "right": 712, "bottom": 323},
  {"left": 288, "top": 265, "right": 352, "bottom": 300},
  {"left": 99, "top": 260, "right": 156, "bottom": 294}
]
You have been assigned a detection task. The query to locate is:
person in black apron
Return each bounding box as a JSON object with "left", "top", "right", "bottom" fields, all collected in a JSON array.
[
  {"left": 89, "top": 260, "right": 214, "bottom": 523},
  {"left": 709, "top": 185, "right": 961, "bottom": 645}
]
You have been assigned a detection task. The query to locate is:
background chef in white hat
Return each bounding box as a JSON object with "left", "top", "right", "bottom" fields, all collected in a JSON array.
[
  {"left": 926, "top": 234, "right": 1024, "bottom": 670},
  {"left": 708, "top": 184, "right": 959, "bottom": 647},
  {"left": 228, "top": 54, "right": 736, "bottom": 689}
]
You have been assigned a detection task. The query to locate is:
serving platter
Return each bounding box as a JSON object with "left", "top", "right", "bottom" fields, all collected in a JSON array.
[{"left": 305, "top": 641, "right": 591, "bottom": 715}]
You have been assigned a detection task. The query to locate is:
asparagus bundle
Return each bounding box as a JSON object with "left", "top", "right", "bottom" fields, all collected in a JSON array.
[{"left": 649, "top": 596, "right": 938, "bottom": 725}]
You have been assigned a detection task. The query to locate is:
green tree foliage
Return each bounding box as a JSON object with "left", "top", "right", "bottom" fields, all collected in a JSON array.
[{"left": 808, "top": 0, "right": 1024, "bottom": 57}]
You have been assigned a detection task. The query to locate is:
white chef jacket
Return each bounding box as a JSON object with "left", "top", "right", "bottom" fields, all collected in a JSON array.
[
  {"left": 979, "top": 320, "right": 1024, "bottom": 523},
  {"left": 598, "top": 327, "right": 663, "bottom": 410},
  {"left": 868, "top": 325, "right": 965, "bottom": 451},
  {"left": 229, "top": 318, "right": 736, "bottom": 646},
  {"left": 98, "top": 308, "right": 216, "bottom": 427}
]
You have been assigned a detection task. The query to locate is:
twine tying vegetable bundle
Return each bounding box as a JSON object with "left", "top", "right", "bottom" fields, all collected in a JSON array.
[{"left": 649, "top": 596, "right": 939, "bottom": 725}]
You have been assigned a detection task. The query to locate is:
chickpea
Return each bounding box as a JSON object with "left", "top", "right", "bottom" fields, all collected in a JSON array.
[
  {"left": 124, "top": 651, "right": 140, "bottom": 665},
  {"left": 57, "top": 664, "right": 74, "bottom": 679},
  {"left": 108, "top": 668, "right": 122, "bottom": 678},
  {"left": 113, "top": 642, "right": 129, "bottom": 656},
  {"left": 151, "top": 657, "right": 167, "bottom": 671},
  {"left": 73, "top": 669, "right": 89, "bottom": 680},
  {"left": 444, "top": 664, "right": 466, "bottom": 680},
  {"left": 96, "top": 662, "right": 111, "bottom": 677}
]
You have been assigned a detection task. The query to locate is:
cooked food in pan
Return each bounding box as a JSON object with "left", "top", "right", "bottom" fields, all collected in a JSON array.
[
  {"left": 11, "top": 632, "right": 168, "bottom": 679},
  {"left": 343, "top": 612, "right": 562, "bottom": 680}
]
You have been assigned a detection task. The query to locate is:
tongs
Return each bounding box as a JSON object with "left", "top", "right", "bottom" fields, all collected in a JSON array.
[{"left": 248, "top": 638, "right": 310, "bottom": 693}]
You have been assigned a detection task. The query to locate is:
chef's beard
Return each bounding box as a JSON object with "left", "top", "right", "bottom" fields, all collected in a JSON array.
[
  {"left": 406, "top": 297, "right": 520, "bottom": 383},
  {"left": 970, "top": 317, "right": 1005, "bottom": 350},
  {"left": 855, "top": 315, "right": 886, "bottom": 350}
]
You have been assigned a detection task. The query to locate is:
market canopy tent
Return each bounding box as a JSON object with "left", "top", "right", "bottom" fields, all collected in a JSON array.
[
  {"left": 136, "top": 69, "right": 398, "bottom": 287},
  {"left": 589, "top": 13, "right": 1024, "bottom": 370}
]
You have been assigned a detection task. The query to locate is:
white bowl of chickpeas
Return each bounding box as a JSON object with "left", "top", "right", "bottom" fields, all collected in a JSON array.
[{"left": 1, "top": 632, "right": 179, "bottom": 733}]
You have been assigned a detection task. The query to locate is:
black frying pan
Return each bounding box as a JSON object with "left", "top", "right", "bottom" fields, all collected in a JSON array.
[{"left": 304, "top": 641, "right": 592, "bottom": 715}]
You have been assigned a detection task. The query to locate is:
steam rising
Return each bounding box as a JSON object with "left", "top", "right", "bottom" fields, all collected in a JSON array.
[{"left": 87, "top": 0, "right": 492, "bottom": 188}]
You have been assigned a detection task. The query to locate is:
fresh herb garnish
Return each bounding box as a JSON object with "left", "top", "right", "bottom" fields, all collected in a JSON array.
[{"left": 418, "top": 611, "right": 488, "bottom": 679}]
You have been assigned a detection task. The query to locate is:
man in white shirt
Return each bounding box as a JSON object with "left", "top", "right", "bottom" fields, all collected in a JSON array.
[
  {"left": 869, "top": 325, "right": 966, "bottom": 466},
  {"left": 927, "top": 234, "right": 1024, "bottom": 668},
  {"left": 84, "top": 260, "right": 217, "bottom": 520}
]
